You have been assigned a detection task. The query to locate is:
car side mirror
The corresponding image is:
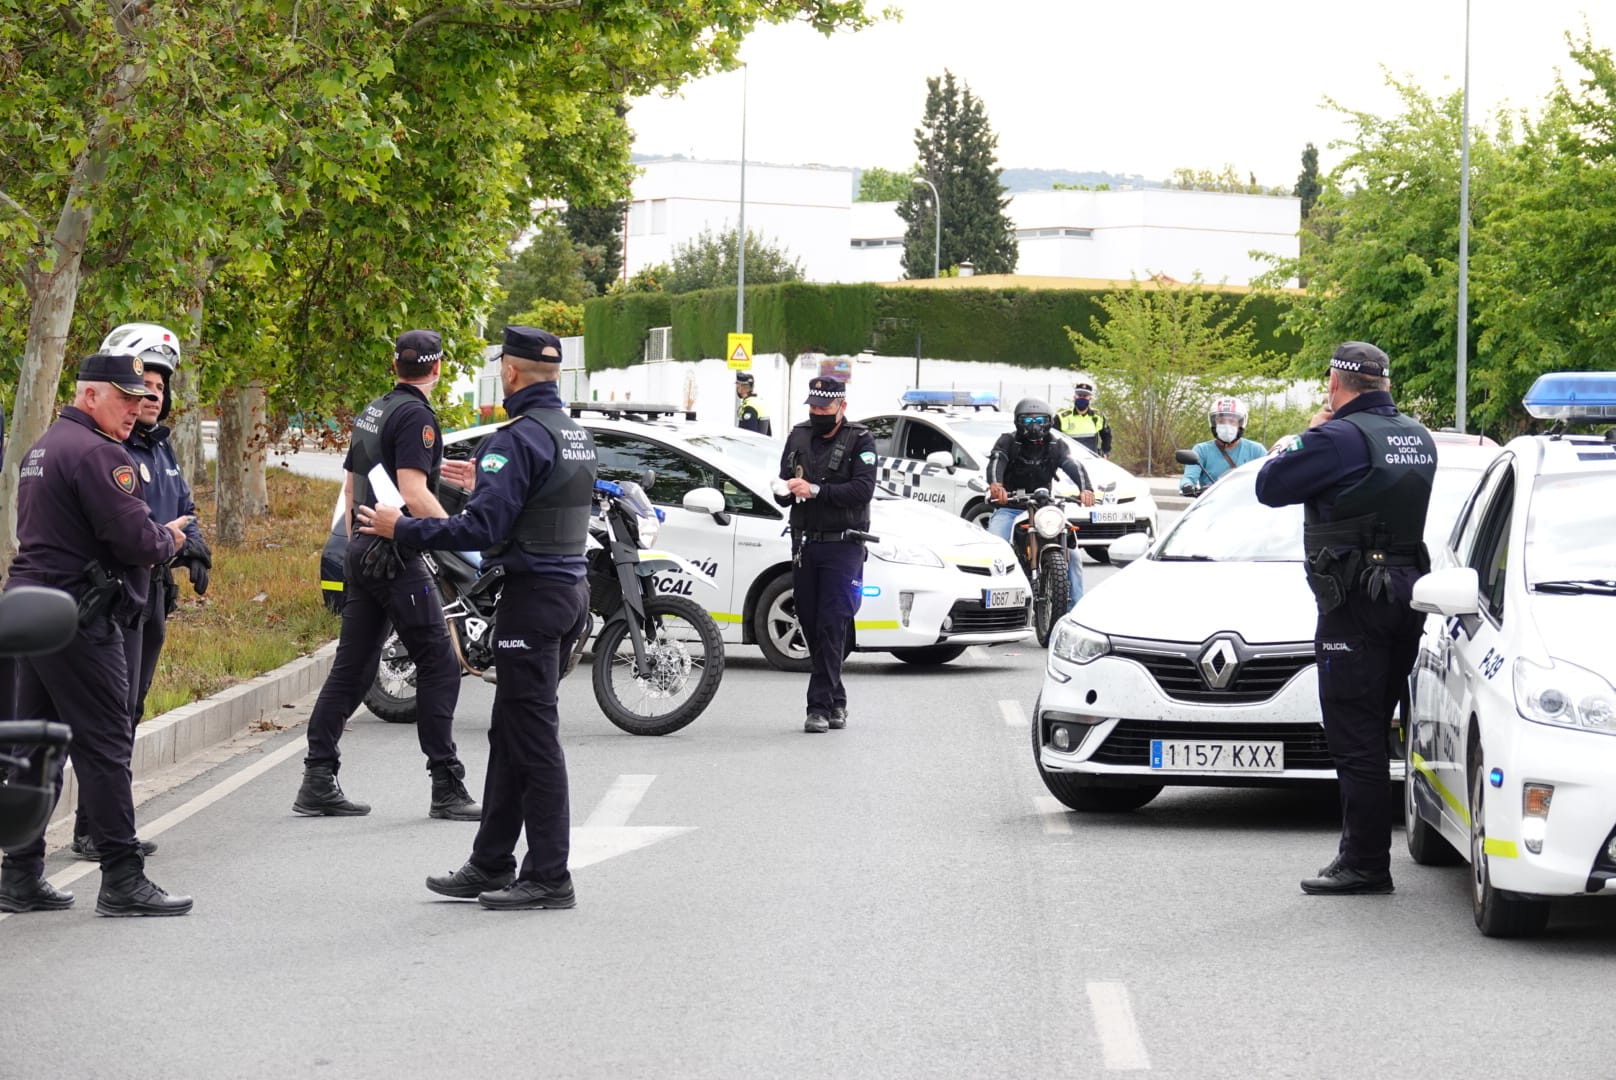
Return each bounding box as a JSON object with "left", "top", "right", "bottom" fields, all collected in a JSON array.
[
  {"left": 1174, "top": 449, "right": 1199, "bottom": 466},
  {"left": 0, "top": 586, "right": 78, "bottom": 658},
  {"left": 1410, "top": 567, "right": 1480, "bottom": 618},
  {"left": 924, "top": 450, "right": 956, "bottom": 474},
  {"left": 682, "top": 486, "right": 730, "bottom": 526},
  {"left": 1107, "top": 533, "right": 1152, "bottom": 567}
]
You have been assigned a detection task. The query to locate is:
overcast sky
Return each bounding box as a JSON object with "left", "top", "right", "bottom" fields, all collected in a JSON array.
[{"left": 627, "top": 1, "right": 1616, "bottom": 187}]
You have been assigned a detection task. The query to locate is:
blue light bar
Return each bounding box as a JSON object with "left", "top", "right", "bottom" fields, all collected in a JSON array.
[
  {"left": 1522, "top": 371, "right": 1616, "bottom": 423},
  {"left": 594, "top": 479, "right": 624, "bottom": 496},
  {"left": 900, "top": 388, "right": 999, "bottom": 408}
]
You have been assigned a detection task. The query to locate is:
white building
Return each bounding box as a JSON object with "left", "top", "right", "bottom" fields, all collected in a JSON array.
[{"left": 626, "top": 158, "right": 1299, "bottom": 287}]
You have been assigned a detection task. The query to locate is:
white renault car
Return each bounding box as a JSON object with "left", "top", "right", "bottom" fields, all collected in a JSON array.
[
  {"left": 856, "top": 391, "right": 1158, "bottom": 562},
  {"left": 1030, "top": 438, "right": 1501, "bottom": 812},
  {"left": 320, "top": 404, "right": 1033, "bottom": 670},
  {"left": 1404, "top": 373, "right": 1616, "bottom": 937}
]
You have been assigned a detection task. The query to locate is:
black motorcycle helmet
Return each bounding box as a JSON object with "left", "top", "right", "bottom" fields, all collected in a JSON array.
[{"left": 1013, "top": 397, "right": 1055, "bottom": 445}]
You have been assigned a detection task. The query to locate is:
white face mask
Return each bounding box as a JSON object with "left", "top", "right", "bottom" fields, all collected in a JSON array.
[{"left": 1214, "top": 423, "right": 1239, "bottom": 443}]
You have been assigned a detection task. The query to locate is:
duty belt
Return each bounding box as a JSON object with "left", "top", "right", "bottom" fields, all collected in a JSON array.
[{"left": 802, "top": 530, "right": 861, "bottom": 543}]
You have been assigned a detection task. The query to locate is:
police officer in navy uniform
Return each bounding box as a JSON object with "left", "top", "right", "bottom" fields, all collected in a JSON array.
[
  {"left": 359, "top": 326, "right": 596, "bottom": 911},
  {"left": 292, "top": 330, "right": 480, "bottom": 821},
  {"left": 735, "top": 372, "right": 772, "bottom": 435},
  {"left": 1, "top": 352, "right": 192, "bottom": 916},
  {"left": 774, "top": 377, "right": 877, "bottom": 733},
  {"left": 70, "top": 324, "right": 209, "bottom": 862},
  {"left": 1256, "top": 342, "right": 1436, "bottom": 896}
]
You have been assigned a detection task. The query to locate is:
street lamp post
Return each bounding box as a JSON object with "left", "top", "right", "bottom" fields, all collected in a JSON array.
[
  {"left": 912, "top": 177, "right": 940, "bottom": 278},
  {"left": 1456, "top": 0, "right": 1471, "bottom": 433},
  {"left": 737, "top": 63, "right": 748, "bottom": 334}
]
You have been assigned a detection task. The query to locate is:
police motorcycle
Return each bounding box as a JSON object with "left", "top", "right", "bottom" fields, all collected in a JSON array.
[
  {"left": 1002, "top": 488, "right": 1084, "bottom": 647},
  {"left": 0, "top": 586, "right": 79, "bottom": 850},
  {"left": 362, "top": 479, "right": 725, "bottom": 736}
]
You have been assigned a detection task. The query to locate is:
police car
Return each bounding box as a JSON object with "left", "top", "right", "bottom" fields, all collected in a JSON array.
[
  {"left": 856, "top": 391, "right": 1158, "bottom": 562},
  {"left": 319, "top": 405, "right": 1034, "bottom": 670},
  {"left": 1404, "top": 373, "right": 1616, "bottom": 937},
  {"left": 1030, "top": 439, "right": 1501, "bottom": 813}
]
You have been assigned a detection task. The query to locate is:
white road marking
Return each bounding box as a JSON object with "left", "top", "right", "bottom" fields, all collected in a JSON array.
[
  {"left": 1087, "top": 981, "right": 1151, "bottom": 1071},
  {"left": 1032, "top": 795, "right": 1072, "bottom": 835},
  {"left": 998, "top": 699, "right": 1029, "bottom": 729},
  {"left": 582, "top": 774, "right": 657, "bottom": 828}
]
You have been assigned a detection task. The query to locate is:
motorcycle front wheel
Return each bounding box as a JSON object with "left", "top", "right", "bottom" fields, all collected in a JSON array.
[
  {"left": 1033, "top": 546, "right": 1070, "bottom": 648},
  {"left": 364, "top": 628, "right": 421, "bottom": 724},
  {"left": 592, "top": 594, "right": 725, "bottom": 736}
]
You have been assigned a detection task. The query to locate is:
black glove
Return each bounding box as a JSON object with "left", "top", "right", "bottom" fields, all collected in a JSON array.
[
  {"left": 162, "top": 566, "right": 180, "bottom": 616},
  {"left": 356, "top": 538, "right": 405, "bottom": 582},
  {"left": 174, "top": 531, "right": 212, "bottom": 596}
]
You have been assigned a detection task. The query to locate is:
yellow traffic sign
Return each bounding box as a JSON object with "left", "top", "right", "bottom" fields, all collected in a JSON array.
[{"left": 726, "top": 333, "right": 753, "bottom": 371}]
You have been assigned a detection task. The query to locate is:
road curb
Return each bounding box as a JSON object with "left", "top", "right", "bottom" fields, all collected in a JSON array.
[{"left": 50, "top": 640, "right": 337, "bottom": 829}]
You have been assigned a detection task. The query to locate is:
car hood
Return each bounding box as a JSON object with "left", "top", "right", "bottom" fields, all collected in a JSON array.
[
  {"left": 1072, "top": 558, "right": 1315, "bottom": 644},
  {"left": 1527, "top": 594, "right": 1616, "bottom": 676},
  {"left": 870, "top": 497, "right": 992, "bottom": 548}
]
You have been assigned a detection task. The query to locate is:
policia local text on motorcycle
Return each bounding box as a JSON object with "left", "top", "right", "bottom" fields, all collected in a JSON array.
[{"left": 1256, "top": 341, "right": 1436, "bottom": 897}]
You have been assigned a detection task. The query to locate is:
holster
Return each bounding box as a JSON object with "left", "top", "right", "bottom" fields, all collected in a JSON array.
[
  {"left": 1305, "top": 547, "right": 1357, "bottom": 616},
  {"left": 76, "top": 560, "right": 124, "bottom": 627}
]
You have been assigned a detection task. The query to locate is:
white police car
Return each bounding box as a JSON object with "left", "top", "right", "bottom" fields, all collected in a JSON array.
[
  {"left": 319, "top": 404, "right": 1033, "bottom": 670},
  {"left": 1404, "top": 372, "right": 1616, "bottom": 937},
  {"left": 1030, "top": 439, "right": 1501, "bottom": 812},
  {"left": 856, "top": 390, "right": 1159, "bottom": 562}
]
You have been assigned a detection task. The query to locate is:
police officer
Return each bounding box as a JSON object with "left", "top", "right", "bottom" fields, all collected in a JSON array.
[
  {"left": 773, "top": 377, "right": 877, "bottom": 734},
  {"left": 1255, "top": 342, "right": 1436, "bottom": 896},
  {"left": 986, "top": 397, "right": 1095, "bottom": 610},
  {"left": 1056, "top": 376, "right": 1112, "bottom": 457},
  {"left": 292, "top": 330, "right": 479, "bottom": 821},
  {"left": 1180, "top": 396, "right": 1266, "bottom": 496},
  {"left": 359, "top": 326, "right": 595, "bottom": 910},
  {"left": 68, "top": 324, "right": 209, "bottom": 862},
  {"left": 1, "top": 352, "right": 192, "bottom": 916},
  {"left": 735, "top": 372, "right": 772, "bottom": 435}
]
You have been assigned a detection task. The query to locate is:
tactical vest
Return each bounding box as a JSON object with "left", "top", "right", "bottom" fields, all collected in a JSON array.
[
  {"left": 1003, "top": 438, "right": 1067, "bottom": 494},
  {"left": 1302, "top": 410, "right": 1436, "bottom": 612},
  {"left": 485, "top": 408, "right": 597, "bottom": 558},
  {"left": 784, "top": 421, "right": 871, "bottom": 535},
  {"left": 347, "top": 388, "right": 441, "bottom": 523}
]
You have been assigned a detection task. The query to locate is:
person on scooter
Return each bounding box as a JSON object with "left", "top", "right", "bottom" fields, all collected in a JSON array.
[
  {"left": 986, "top": 398, "right": 1094, "bottom": 610},
  {"left": 1180, "top": 396, "right": 1266, "bottom": 496}
]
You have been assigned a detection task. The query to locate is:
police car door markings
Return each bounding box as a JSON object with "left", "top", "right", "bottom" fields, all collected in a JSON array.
[
  {"left": 1479, "top": 647, "right": 1506, "bottom": 680},
  {"left": 654, "top": 557, "right": 721, "bottom": 597}
]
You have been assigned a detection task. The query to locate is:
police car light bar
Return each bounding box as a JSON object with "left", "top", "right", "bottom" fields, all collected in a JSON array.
[
  {"left": 1522, "top": 372, "right": 1616, "bottom": 424},
  {"left": 899, "top": 389, "right": 1000, "bottom": 411},
  {"left": 568, "top": 402, "right": 697, "bottom": 422}
]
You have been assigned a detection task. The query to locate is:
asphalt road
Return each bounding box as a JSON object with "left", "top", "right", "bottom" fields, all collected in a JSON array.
[{"left": 5, "top": 556, "right": 1616, "bottom": 1079}]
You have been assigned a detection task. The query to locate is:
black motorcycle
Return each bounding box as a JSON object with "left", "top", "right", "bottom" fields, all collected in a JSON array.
[
  {"left": 0, "top": 586, "right": 79, "bottom": 849},
  {"left": 1003, "top": 489, "right": 1083, "bottom": 647},
  {"left": 362, "top": 479, "right": 724, "bottom": 736}
]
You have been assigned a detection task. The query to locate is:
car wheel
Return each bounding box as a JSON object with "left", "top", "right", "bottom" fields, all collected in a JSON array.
[
  {"left": 964, "top": 500, "right": 993, "bottom": 530},
  {"left": 1404, "top": 732, "right": 1462, "bottom": 866},
  {"left": 1030, "top": 699, "right": 1161, "bottom": 812},
  {"left": 889, "top": 644, "right": 968, "bottom": 666},
  {"left": 1469, "top": 742, "right": 1550, "bottom": 938},
  {"left": 753, "top": 572, "right": 812, "bottom": 673}
]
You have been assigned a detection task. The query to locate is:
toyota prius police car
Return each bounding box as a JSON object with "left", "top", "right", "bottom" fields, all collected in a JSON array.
[
  {"left": 320, "top": 404, "right": 1033, "bottom": 671},
  {"left": 1404, "top": 372, "right": 1616, "bottom": 937}
]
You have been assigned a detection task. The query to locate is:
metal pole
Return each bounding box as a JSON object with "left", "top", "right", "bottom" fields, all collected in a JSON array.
[
  {"left": 737, "top": 63, "right": 748, "bottom": 333},
  {"left": 1456, "top": 0, "right": 1471, "bottom": 433},
  {"left": 912, "top": 177, "right": 940, "bottom": 278}
]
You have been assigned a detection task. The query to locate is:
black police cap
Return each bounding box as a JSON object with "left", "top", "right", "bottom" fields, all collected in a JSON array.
[
  {"left": 503, "top": 325, "right": 563, "bottom": 363},
  {"left": 77, "top": 353, "right": 158, "bottom": 399},
  {"left": 803, "top": 376, "right": 846, "bottom": 404},
  {"left": 1330, "top": 341, "right": 1390, "bottom": 378},
  {"left": 395, "top": 329, "right": 443, "bottom": 364}
]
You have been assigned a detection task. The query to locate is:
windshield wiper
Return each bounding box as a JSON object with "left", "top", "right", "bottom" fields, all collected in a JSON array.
[
  {"left": 1531, "top": 579, "right": 1616, "bottom": 596},
  {"left": 1155, "top": 554, "right": 1215, "bottom": 562}
]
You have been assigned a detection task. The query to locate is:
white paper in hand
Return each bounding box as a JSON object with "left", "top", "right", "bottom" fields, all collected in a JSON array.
[{"left": 368, "top": 465, "right": 406, "bottom": 509}]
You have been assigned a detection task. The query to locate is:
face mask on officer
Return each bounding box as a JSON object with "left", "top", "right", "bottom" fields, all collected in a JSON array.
[
  {"left": 1214, "top": 421, "right": 1239, "bottom": 444},
  {"left": 808, "top": 403, "right": 842, "bottom": 436}
]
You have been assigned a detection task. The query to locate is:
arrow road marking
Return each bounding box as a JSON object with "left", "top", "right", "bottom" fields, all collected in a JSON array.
[
  {"left": 998, "top": 699, "right": 1029, "bottom": 729},
  {"left": 1087, "top": 981, "right": 1151, "bottom": 1070},
  {"left": 572, "top": 773, "right": 695, "bottom": 870},
  {"left": 582, "top": 774, "right": 657, "bottom": 828}
]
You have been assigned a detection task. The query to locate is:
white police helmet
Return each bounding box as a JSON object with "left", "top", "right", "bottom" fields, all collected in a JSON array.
[{"left": 101, "top": 323, "right": 181, "bottom": 375}]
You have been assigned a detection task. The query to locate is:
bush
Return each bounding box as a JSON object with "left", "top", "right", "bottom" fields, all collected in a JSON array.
[{"left": 583, "top": 291, "right": 673, "bottom": 370}]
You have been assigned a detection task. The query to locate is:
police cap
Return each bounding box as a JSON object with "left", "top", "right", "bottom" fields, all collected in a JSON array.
[
  {"left": 503, "top": 325, "right": 564, "bottom": 363},
  {"left": 1330, "top": 341, "right": 1390, "bottom": 378},
  {"left": 395, "top": 329, "right": 443, "bottom": 365},
  {"left": 803, "top": 376, "right": 846, "bottom": 405},
  {"left": 735, "top": 371, "right": 755, "bottom": 386},
  {"left": 78, "top": 352, "right": 159, "bottom": 399}
]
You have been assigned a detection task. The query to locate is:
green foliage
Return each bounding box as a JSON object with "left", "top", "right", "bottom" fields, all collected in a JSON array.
[
  {"left": 485, "top": 217, "right": 589, "bottom": 340},
  {"left": 897, "top": 71, "right": 1017, "bottom": 277},
  {"left": 511, "top": 299, "right": 585, "bottom": 339},
  {"left": 857, "top": 167, "right": 916, "bottom": 202},
  {"left": 1163, "top": 165, "right": 1286, "bottom": 195},
  {"left": 664, "top": 227, "right": 805, "bottom": 293},
  {"left": 668, "top": 282, "right": 879, "bottom": 361},
  {"left": 563, "top": 201, "right": 627, "bottom": 296},
  {"left": 1295, "top": 143, "right": 1322, "bottom": 218},
  {"left": 616, "top": 264, "right": 670, "bottom": 294},
  {"left": 583, "top": 291, "right": 673, "bottom": 370}
]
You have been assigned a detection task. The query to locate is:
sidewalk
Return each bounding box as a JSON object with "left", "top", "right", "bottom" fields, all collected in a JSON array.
[{"left": 1145, "top": 476, "right": 1192, "bottom": 512}]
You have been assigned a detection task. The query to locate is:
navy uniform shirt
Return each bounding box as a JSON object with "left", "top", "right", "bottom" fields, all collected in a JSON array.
[
  {"left": 126, "top": 422, "right": 201, "bottom": 549},
  {"left": 773, "top": 422, "right": 878, "bottom": 531},
  {"left": 1255, "top": 390, "right": 1400, "bottom": 514},
  {"left": 7, "top": 406, "right": 178, "bottom": 604},
  {"left": 344, "top": 382, "right": 442, "bottom": 496},
  {"left": 394, "top": 381, "right": 586, "bottom": 585}
]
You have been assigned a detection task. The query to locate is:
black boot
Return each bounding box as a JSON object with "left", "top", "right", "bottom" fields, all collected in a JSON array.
[
  {"left": 429, "top": 760, "right": 481, "bottom": 821},
  {"left": 425, "top": 860, "right": 513, "bottom": 899},
  {"left": 96, "top": 853, "right": 192, "bottom": 917},
  {"left": 71, "top": 834, "right": 158, "bottom": 862},
  {"left": 0, "top": 867, "right": 74, "bottom": 913},
  {"left": 293, "top": 763, "right": 371, "bottom": 817}
]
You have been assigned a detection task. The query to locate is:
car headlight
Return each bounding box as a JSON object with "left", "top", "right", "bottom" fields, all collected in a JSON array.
[
  {"left": 1514, "top": 657, "right": 1616, "bottom": 734},
  {"left": 1033, "top": 505, "right": 1066, "bottom": 539},
  {"left": 1050, "top": 620, "right": 1110, "bottom": 665},
  {"left": 868, "top": 540, "right": 944, "bottom": 568}
]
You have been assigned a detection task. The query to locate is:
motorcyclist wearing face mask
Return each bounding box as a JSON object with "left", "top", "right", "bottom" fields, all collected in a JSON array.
[
  {"left": 987, "top": 398, "right": 1094, "bottom": 610},
  {"left": 1180, "top": 397, "right": 1266, "bottom": 496}
]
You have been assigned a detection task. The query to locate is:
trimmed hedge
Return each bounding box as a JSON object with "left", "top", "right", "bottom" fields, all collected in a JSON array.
[{"left": 584, "top": 282, "right": 1300, "bottom": 371}]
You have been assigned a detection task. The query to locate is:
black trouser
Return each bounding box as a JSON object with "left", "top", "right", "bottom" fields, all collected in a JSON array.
[
  {"left": 73, "top": 582, "right": 166, "bottom": 839},
  {"left": 1314, "top": 571, "right": 1423, "bottom": 874},
  {"left": 793, "top": 540, "right": 865, "bottom": 715},
  {"left": 2, "top": 616, "right": 138, "bottom": 877},
  {"left": 304, "top": 541, "right": 461, "bottom": 770},
  {"left": 469, "top": 576, "right": 590, "bottom": 885}
]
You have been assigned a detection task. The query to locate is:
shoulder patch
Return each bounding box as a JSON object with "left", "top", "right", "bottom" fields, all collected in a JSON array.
[
  {"left": 1275, "top": 434, "right": 1305, "bottom": 455},
  {"left": 480, "top": 453, "right": 509, "bottom": 474},
  {"left": 112, "top": 464, "right": 137, "bottom": 493},
  {"left": 859, "top": 450, "right": 876, "bottom": 465},
  {"left": 422, "top": 424, "right": 435, "bottom": 449}
]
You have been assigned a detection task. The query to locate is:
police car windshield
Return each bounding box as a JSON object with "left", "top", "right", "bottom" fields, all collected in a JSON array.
[
  {"left": 950, "top": 418, "right": 1094, "bottom": 458},
  {"left": 683, "top": 432, "right": 778, "bottom": 477},
  {"left": 1524, "top": 472, "right": 1616, "bottom": 589}
]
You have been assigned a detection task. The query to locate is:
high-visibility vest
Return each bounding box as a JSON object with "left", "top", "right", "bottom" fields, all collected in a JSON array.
[{"left": 1058, "top": 410, "right": 1106, "bottom": 438}]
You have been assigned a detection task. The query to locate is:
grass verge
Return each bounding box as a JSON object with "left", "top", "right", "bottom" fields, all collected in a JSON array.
[{"left": 143, "top": 467, "right": 341, "bottom": 720}]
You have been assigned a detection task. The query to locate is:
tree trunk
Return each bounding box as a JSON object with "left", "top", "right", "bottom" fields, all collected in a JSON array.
[
  {"left": 247, "top": 380, "right": 269, "bottom": 517},
  {"left": 169, "top": 266, "right": 210, "bottom": 486},
  {"left": 215, "top": 385, "right": 250, "bottom": 545}
]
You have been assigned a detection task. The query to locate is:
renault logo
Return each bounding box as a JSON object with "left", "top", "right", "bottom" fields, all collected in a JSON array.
[{"left": 1198, "top": 637, "right": 1241, "bottom": 690}]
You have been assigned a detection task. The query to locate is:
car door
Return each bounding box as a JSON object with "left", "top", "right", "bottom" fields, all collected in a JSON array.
[{"left": 889, "top": 415, "right": 965, "bottom": 513}]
